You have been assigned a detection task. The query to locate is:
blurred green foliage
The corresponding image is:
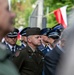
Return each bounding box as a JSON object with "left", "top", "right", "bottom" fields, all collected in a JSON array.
[
  {"left": 12, "top": 0, "right": 74, "bottom": 28},
  {"left": 44, "top": 0, "right": 74, "bottom": 28},
  {"left": 12, "top": 0, "right": 36, "bottom": 28}
]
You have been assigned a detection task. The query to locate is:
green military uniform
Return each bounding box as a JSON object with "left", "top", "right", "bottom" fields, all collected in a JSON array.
[
  {"left": 0, "top": 43, "right": 19, "bottom": 75},
  {"left": 13, "top": 45, "right": 44, "bottom": 75}
]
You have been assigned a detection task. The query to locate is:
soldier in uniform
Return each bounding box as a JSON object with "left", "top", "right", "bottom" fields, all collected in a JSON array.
[
  {"left": 38, "top": 28, "right": 51, "bottom": 56},
  {"left": 39, "top": 24, "right": 63, "bottom": 56},
  {"left": 13, "top": 27, "right": 44, "bottom": 75},
  {"left": 0, "top": 0, "right": 19, "bottom": 75},
  {"left": 20, "top": 27, "right": 30, "bottom": 49},
  {"left": 3, "top": 28, "right": 21, "bottom": 53},
  {"left": 47, "top": 30, "right": 60, "bottom": 49},
  {"left": 51, "top": 23, "right": 64, "bottom": 36},
  {"left": 47, "top": 24, "right": 64, "bottom": 48},
  {"left": 3, "top": 28, "right": 22, "bottom": 58},
  {"left": 44, "top": 25, "right": 64, "bottom": 75}
]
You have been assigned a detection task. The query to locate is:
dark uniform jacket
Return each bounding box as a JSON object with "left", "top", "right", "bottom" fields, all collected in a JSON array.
[
  {"left": 2, "top": 41, "right": 22, "bottom": 59},
  {"left": 3, "top": 41, "right": 22, "bottom": 52},
  {"left": 44, "top": 46, "right": 63, "bottom": 75},
  {"left": 13, "top": 45, "right": 44, "bottom": 75}
]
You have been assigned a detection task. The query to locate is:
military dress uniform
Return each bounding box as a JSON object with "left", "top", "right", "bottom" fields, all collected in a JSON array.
[
  {"left": 13, "top": 27, "right": 44, "bottom": 75},
  {"left": 38, "top": 44, "right": 52, "bottom": 56},
  {"left": 13, "top": 45, "right": 44, "bottom": 75},
  {"left": 38, "top": 28, "right": 51, "bottom": 56},
  {"left": 44, "top": 45, "right": 63, "bottom": 75},
  {"left": 2, "top": 28, "right": 22, "bottom": 58},
  {"left": 20, "top": 27, "right": 30, "bottom": 49},
  {"left": 3, "top": 41, "right": 22, "bottom": 53}
]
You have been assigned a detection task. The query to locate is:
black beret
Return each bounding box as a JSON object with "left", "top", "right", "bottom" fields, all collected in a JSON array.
[
  {"left": 26, "top": 27, "right": 41, "bottom": 36},
  {"left": 20, "top": 27, "right": 30, "bottom": 36},
  {"left": 7, "top": 28, "right": 19, "bottom": 38}
]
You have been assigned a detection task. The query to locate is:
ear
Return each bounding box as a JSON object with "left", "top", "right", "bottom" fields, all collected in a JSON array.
[{"left": 27, "top": 37, "right": 32, "bottom": 43}]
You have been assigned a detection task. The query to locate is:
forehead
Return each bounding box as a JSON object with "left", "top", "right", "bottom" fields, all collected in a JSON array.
[
  {"left": 41, "top": 35, "right": 47, "bottom": 37},
  {"left": 33, "top": 35, "right": 40, "bottom": 37},
  {"left": 8, "top": 38, "right": 17, "bottom": 40}
]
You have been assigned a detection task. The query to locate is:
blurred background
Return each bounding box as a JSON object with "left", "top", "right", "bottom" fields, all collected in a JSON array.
[{"left": 11, "top": 0, "right": 74, "bottom": 28}]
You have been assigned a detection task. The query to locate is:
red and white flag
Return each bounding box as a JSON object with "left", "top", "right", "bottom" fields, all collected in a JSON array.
[{"left": 54, "top": 5, "right": 68, "bottom": 28}]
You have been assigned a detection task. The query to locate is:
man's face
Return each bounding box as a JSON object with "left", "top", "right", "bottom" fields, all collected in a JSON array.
[
  {"left": 0, "top": 0, "right": 15, "bottom": 34},
  {"left": 41, "top": 35, "right": 49, "bottom": 43},
  {"left": 5, "top": 37, "right": 17, "bottom": 46},
  {"left": 28, "top": 35, "right": 42, "bottom": 46},
  {"left": 22, "top": 36, "right": 27, "bottom": 43},
  {"left": 48, "top": 38, "right": 55, "bottom": 44}
]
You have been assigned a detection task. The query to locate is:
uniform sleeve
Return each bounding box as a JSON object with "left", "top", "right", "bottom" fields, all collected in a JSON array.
[
  {"left": 12, "top": 50, "right": 25, "bottom": 70},
  {"left": 44, "top": 51, "right": 58, "bottom": 75}
]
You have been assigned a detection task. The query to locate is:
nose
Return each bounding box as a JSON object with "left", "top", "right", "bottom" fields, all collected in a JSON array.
[
  {"left": 39, "top": 36, "right": 42, "bottom": 41},
  {"left": 12, "top": 37, "right": 16, "bottom": 40}
]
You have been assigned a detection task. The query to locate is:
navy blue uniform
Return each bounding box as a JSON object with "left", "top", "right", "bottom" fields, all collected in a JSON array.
[{"left": 38, "top": 44, "right": 52, "bottom": 56}]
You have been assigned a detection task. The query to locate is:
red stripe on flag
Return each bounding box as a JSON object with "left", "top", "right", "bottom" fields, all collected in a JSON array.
[{"left": 54, "top": 9, "right": 67, "bottom": 28}]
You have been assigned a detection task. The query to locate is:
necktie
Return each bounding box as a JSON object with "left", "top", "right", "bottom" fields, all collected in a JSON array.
[{"left": 12, "top": 46, "right": 14, "bottom": 53}]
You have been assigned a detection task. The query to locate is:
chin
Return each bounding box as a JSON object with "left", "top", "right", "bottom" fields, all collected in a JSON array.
[
  {"left": 11, "top": 44, "right": 15, "bottom": 46},
  {"left": 38, "top": 43, "right": 41, "bottom": 46}
]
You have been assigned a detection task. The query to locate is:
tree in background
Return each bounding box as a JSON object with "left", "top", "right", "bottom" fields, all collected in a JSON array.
[
  {"left": 12, "top": 0, "right": 36, "bottom": 28},
  {"left": 11, "top": 0, "right": 74, "bottom": 28},
  {"left": 44, "top": 0, "right": 74, "bottom": 28}
]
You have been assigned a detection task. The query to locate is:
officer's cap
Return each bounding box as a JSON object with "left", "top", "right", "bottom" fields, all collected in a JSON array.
[
  {"left": 20, "top": 27, "right": 30, "bottom": 36},
  {"left": 7, "top": 28, "right": 19, "bottom": 38},
  {"left": 26, "top": 27, "right": 41, "bottom": 36},
  {"left": 40, "top": 28, "right": 51, "bottom": 35},
  {"left": 47, "top": 31, "right": 60, "bottom": 39},
  {"left": 52, "top": 24, "right": 64, "bottom": 34}
]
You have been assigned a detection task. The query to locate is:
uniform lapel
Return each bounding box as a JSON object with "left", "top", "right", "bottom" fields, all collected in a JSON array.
[
  {"left": 27, "top": 46, "right": 40, "bottom": 64},
  {"left": 35, "top": 50, "right": 44, "bottom": 64}
]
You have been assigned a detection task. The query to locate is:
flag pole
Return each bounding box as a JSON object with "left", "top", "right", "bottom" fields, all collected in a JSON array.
[
  {"left": 8, "top": 0, "right": 11, "bottom": 11},
  {"left": 45, "top": 5, "right": 68, "bottom": 16}
]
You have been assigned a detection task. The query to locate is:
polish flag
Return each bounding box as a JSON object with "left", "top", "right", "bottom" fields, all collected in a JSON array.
[{"left": 54, "top": 5, "right": 68, "bottom": 28}]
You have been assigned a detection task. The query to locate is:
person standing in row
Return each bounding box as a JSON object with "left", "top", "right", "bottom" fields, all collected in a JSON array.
[
  {"left": 38, "top": 28, "right": 51, "bottom": 55},
  {"left": 3, "top": 28, "right": 22, "bottom": 58},
  {"left": 13, "top": 27, "right": 44, "bottom": 75},
  {"left": 20, "top": 27, "right": 30, "bottom": 49}
]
